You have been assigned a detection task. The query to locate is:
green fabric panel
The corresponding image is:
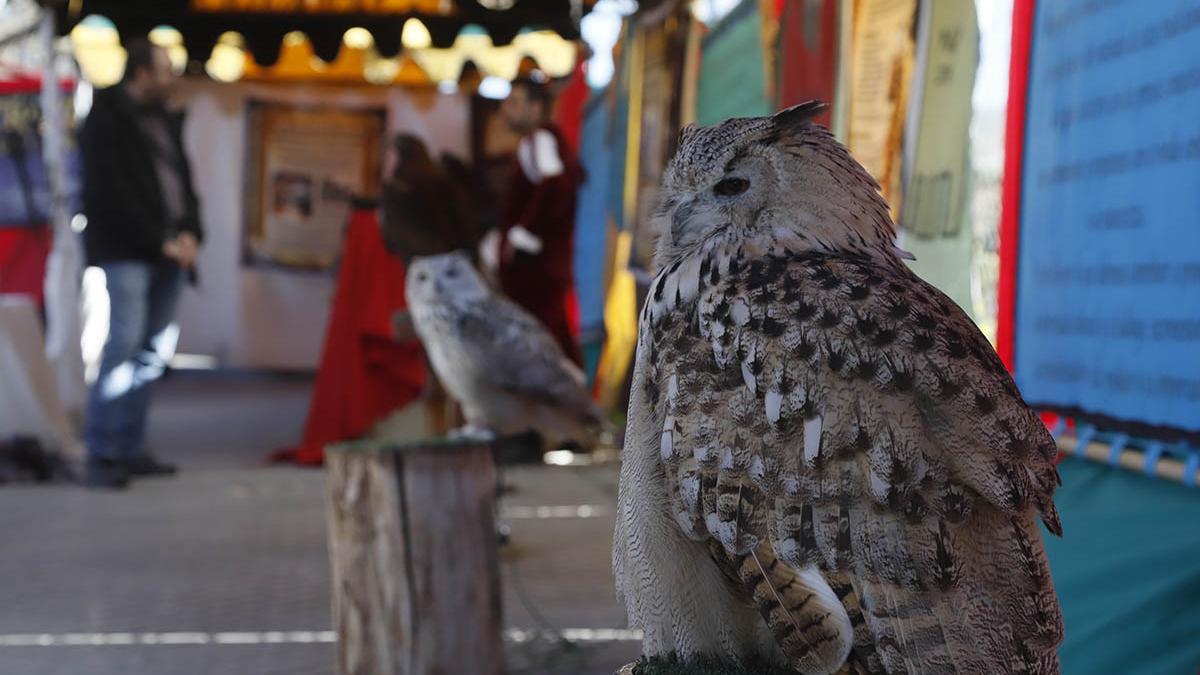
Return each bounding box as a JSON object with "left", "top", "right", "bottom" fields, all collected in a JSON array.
[
  {"left": 696, "top": 2, "right": 770, "bottom": 127},
  {"left": 1044, "top": 457, "right": 1200, "bottom": 674}
]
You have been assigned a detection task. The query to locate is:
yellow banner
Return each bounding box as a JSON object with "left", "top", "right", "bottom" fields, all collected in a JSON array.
[{"left": 594, "top": 228, "right": 640, "bottom": 412}]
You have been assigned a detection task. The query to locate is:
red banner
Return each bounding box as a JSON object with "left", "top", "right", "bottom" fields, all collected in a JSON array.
[
  {"left": 776, "top": 0, "right": 837, "bottom": 127},
  {"left": 996, "top": 0, "right": 1035, "bottom": 370}
]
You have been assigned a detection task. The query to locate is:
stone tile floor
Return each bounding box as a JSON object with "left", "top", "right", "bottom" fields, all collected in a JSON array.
[{"left": 0, "top": 373, "right": 638, "bottom": 674}]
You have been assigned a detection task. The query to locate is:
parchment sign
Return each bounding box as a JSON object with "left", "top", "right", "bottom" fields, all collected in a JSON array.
[
  {"left": 243, "top": 102, "right": 384, "bottom": 271},
  {"left": 1015, "top": 2, "right": 1200, "bottom": 438},
  {"left": 845, "top": 0, "right": 916, "bottom": 218}
]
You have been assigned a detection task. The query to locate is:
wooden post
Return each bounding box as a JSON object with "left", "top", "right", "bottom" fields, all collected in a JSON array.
[
  {"left": 39, "top": 5, "right": 88, "bottom": 425},
  {"left": 326, "top": 440, "right": 504, "bottom": 675}
]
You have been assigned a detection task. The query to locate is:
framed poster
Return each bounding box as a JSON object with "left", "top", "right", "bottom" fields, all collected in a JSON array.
[
  {"left": 1003, "top": 0, "right": 1200, "bottom": 443},
  {"left": 243, "top": 101, "right": 385, "bottom": 271}
]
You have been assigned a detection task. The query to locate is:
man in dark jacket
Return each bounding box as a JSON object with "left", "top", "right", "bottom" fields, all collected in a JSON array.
[{"left": 81, "top": 38, "right": 202, "bottom": 489}]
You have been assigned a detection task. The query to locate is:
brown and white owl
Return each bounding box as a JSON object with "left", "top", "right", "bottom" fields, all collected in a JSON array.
[
  {"left": 613, "top": 103, "right": 1063, "bottom": 674},
  {"left": 405, "top": 252, "right": 606, "bottom": 450}
]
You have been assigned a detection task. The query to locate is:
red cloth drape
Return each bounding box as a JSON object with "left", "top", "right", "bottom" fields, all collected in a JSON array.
[
  {"left": 273, "top": 208, "right": 424, "bottom": 465},
  {"left": 997, "top": 0, "right": 1059, "bottom": 462},
  {"left": 777, "top": 0, "right": 838, "bottom": 127},
  {"left": 996, "top": 0, "right": 1036, "bottom": 371},
  {"left": 553, "top": 56, "right": 589, "bottom": 153},
  {"left": 0, "top": 225, "right": 52, "bottom": 308}
]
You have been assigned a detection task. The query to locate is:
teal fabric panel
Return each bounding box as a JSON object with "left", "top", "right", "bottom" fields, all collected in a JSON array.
[
  {"left": 1045, "top": 457, "right": 1200, "bottom": 674},
  {"left": 696, "top": 0, "right": 771, "bottom": 127}
]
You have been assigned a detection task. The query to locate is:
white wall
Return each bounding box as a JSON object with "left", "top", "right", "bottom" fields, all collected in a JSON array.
[{"left": 173, "top": 80, "right": 469, "bottom": 370}]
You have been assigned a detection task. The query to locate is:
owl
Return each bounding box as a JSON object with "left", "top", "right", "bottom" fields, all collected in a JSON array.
[
  {"left": 405, "top": 252, "right": 606, "bottom": 450},
  {"left": 613, "top": 102, "right": 1063, "bottom": 674}
]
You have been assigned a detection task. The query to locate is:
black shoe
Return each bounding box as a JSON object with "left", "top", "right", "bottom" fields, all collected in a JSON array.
[
  {"left": 85, "top": 459, "right": 131, "bottom": 490},
  {"left": 125, "top": 454, "right": 178, "bottom": 477}
]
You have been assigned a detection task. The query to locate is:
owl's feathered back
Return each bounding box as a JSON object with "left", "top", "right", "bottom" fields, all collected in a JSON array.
[{"left": 614, "top": 104, "right": 1063, "bottom": 674}]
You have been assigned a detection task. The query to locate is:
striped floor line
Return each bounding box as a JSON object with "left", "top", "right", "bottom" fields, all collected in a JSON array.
[
  {"left": 0, "top": 629, "right": 642, "bottom": 647},
  {"left": 498, "top": 504, "right": 610, "bottom": 519}
]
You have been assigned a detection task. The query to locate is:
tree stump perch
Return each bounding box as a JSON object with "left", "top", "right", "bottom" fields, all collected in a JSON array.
[{"left": 326, "top": 440, "right": 504, "bottom": 675}]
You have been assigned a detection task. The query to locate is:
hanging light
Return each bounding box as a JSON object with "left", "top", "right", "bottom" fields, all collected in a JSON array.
[
  {"left": 283, "top": 30, "right": 308, "bottom": 48},
  {"left": 411, "top": 48, "right": 465, "bottom": 85},
  {"left": 70, "top": 15, "right": 125, "bottom": 87},
  {"left": 512, "top": 30, "right": 576, "bottom": 78},
  {"left": 453, "top": 24, "right": 493, "bottom": 61},
  {"left": 411, "top": 25, "right": 578, "bottom": 84},
  {"left": 401, "top": 18, "right": 432, "bottom": 49},
  {"left": 149, "top": 26, "right": 188, "bottom": 74},
  {"left": 473, "top": 43, "right": 521, "bottom": 81},
  {"left": 343, "top": 27, "right": 374, "bottom": 50},
  {"left": 205, "top": 32, "right": 246, "bottom": 83}
]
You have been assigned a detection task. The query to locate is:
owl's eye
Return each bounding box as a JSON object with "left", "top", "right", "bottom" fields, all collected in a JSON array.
[
  {"left": 416, "top": 272, "right": 428, "bottom": 282},
  {"left": 445, "top": 267, "right": 459, "bottom": 279},
  {"left": 714, "top": 177, "right": 750, "bottom": 197}
]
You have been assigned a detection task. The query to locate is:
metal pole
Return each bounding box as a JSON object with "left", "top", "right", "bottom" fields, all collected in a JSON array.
[
  {"left": 1057, "top": 436, "right": 1195, "bottom": 488},
  {"left": 38, "top": 6, "right": 70, "bottom": 241},
  {"left": 39, "top": 4, "right": 88, "bottom": 430}
]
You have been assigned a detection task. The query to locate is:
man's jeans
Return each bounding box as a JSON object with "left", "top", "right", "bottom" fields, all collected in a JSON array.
[{"left": 84, "top": 261, "right": 184, "bottom": 461}]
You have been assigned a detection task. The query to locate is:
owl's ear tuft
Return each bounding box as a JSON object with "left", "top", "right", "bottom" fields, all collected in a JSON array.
[
  {"left": 677, "top": 123, "right": 700, "bottom": 148},
  {"left": 769, "top": 101, "right": 828, "bottom": 137}
]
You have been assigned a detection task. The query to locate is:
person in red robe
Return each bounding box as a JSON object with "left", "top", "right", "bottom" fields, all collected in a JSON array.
[{"left": 482, "top": 76, "right": 585, "bottom": 366}]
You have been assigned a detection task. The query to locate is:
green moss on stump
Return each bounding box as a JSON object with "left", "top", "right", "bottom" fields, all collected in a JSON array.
[{"left": 628, "top": 656, "right": 800, "bottom": 675}]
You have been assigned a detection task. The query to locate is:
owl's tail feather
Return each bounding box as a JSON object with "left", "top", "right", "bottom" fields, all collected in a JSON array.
[
  {"left": 818, "top": 507, "right": 1062, "bottom": 675},
  {"left": 720, "top": 542, "right": 853, "bottom": 675}
]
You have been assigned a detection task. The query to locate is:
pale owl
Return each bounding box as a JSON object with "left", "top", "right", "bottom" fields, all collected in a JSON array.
[
  {"left": 405, "top": 252, "right": 605, "bottom": 450},
  {"left": 613, "top": 103, "right": 1063, "bottom": 674}
]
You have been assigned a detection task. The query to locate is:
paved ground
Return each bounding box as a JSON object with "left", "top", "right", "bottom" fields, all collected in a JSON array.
[{"left": 0, "top": 373, "right": 638, "bottom": 674}]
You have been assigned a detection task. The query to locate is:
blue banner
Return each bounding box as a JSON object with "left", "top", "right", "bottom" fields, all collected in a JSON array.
[
  {"left": 1015, "top": 1, "right": 1200, "bottom": 439},
  {"left": 574, "top": 95, "right": 612, "bottom": 334}
]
